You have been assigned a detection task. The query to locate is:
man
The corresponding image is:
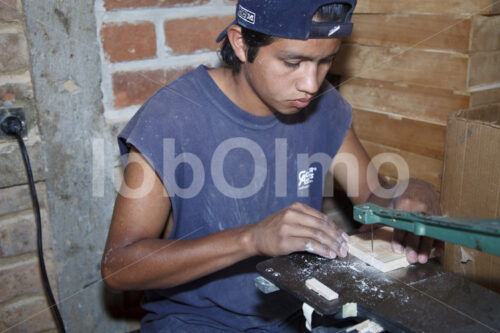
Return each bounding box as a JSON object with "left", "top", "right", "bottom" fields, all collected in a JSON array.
[{"left": 102, "top": 1, "right": 443, "bottom": 331}]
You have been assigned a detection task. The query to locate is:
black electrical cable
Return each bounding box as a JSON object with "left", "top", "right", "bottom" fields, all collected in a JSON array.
[{"left": 1, "top": 116, "right": 66, "bottom": 333}]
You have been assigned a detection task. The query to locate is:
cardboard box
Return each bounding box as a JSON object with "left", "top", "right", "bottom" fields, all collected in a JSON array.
[{"left": 440, "top": 103, "right": 500, "bottom": 292}]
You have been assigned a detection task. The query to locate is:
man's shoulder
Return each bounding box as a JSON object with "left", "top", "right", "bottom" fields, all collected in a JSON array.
[{"left": 136, "top": 66, "right": 210, "bottom": 117}]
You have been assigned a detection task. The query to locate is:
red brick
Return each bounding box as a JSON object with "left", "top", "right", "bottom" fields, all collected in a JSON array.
[
  {"left": 0, "top": 258, "right": 56, "bottom": 303},
  {"left": 112, "top": 67, "right": 193, "bottom": 108},
  {"left": 3, "top": 93, "right": 15, "bottom": 101},
  {"left": 0, "top": 32, "right": 29, "bottom": 72},
  {"left": 1, "top": 297, "right": 56, "bottom": 332},
  {"left": 104, "top": 0, "right": 210, "bottom": 10},
  {"left": 164, "top": 16, "right": 234, "bottom": 55},
  {"left": 0, "top": 0, "right": 23, "bottom": 22},
  {"left": 101, "top": 22, "right": 157, "bottom": 63},
  {"left": 0, "top": 81, "right": 34, "bottom": 101}
]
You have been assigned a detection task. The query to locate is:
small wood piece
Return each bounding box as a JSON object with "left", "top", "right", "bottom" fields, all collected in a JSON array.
[
  {"left": 348, "top": 227, "right": 409, "bottom": 273},
  {"left": 305, "top": 278, "right": 339, "bottom": 301}
]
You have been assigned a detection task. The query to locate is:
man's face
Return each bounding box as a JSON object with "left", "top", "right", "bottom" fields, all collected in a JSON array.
[{"left": 241, "top": 37, "right": 341, "bottom": 116}]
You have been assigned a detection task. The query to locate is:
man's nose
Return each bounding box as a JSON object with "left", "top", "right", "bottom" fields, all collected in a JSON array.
[{"left": 296, "top": 64, "right": 320, "bottom": 95}]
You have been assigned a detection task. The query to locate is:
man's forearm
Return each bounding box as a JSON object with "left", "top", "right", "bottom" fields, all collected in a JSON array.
[{"left": 102, "top": 224, "right": 256, "bottom": 291}]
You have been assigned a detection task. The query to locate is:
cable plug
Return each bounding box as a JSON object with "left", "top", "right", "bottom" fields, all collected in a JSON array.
[
  {"left": 0, "top": 108, "right": 26, "bottom": 138},
  {"left": 0, "top": 115, "right": 24, "bottom": 136}
]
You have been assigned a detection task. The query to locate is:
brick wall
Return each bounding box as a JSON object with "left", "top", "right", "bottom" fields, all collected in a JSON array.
[
  {"left": 0, "top": 1, "right": 58, "bottom": 332},
  {"left": 95, "top": 0, "right": 236, "bottom": 122},
  {"left": 94, "top": 1, "right": 236, "bottom": 329}
]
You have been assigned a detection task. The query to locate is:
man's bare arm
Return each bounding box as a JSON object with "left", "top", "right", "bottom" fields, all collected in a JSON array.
[{"left": 102, "top": 147, "right": 349, "bottom": 291}]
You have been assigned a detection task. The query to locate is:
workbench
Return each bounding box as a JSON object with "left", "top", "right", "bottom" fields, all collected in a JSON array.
[{"left": 256, "top": 252, "right": 500, "bottom": 332}]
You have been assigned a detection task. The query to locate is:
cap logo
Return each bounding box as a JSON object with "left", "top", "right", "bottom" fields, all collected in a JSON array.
[
  {"left": 328, "top": 26, "right": 341, "bottom": 36},
  {"left": 238, "top": 5, "right": 255, "bottom": 24}
]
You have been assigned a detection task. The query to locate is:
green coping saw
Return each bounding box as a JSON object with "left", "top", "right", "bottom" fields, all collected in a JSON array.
[{"left": 353, "top": 202, "right": 500, "bottom": 256}]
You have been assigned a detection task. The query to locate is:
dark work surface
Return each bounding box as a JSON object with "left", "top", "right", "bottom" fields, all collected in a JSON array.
[{"left": 257, "top": 253, "right": 500, "bottom": 332}]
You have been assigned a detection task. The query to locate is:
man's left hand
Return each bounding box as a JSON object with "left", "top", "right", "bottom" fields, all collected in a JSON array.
[{"left": 391, "top": 178, "right": 444, "bottom": 264}]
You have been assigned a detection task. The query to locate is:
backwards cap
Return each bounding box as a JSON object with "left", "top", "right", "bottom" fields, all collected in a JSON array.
[{"left": 216, "top": 0, "right": 357, "bottom": 43}]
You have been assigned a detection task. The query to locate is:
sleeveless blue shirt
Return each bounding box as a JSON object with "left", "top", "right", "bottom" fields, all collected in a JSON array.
[{"left": 118, "top": 65, "right": 352, "bottom": 332}]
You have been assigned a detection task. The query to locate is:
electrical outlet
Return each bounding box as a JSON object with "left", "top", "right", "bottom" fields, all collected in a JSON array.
[{"left": 0, "top": 107, "right": 27, "bottom": 138}]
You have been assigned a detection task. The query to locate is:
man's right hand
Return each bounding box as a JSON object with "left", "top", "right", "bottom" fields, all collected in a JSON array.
[{"left": 249, "top": 202, "right": 349, "bottom": 259}]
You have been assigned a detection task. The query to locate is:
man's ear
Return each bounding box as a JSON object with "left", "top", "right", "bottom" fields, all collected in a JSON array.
[{"left": 227, "top": 25, "right": 248, "bottom": 63}]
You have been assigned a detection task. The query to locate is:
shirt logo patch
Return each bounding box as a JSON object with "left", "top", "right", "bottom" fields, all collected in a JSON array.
[
  {"left": 298, "top": 167, "right": 317, "bottom": 190},
  {"left": 328, "top": 26, "right": 341, "bottom": 36},
  {"left": 238, "top": 5, "right": 256, "bottom": 24}
]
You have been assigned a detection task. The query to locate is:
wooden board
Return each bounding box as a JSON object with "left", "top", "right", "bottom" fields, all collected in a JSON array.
[
  {"left": 360, "top": 140, "right": 443, "bottom": 190},
  {"left": 352, "top": 108, "right": 447, "bottom": 160},
  {"left": 332, "top": 44, "right": 469, "bottom": 91},
  {"left": 348, "top": 227, "right": 409, "bottom": 272},
  {"left": 347, "top": 14, "right": 472, "bottom": 52},
  {"left": 338, "top": 77, "right": 470, "bottom": 125},
  {"left": 354, "top": 0, "right": 500, "bottom": 15}
]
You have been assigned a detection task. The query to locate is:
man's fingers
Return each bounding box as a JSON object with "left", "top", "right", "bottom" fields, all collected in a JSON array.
[
  {"left": 417, "top": 236, "right": 434, "bottom": 264},
  {"left": 391, "top": 229, "right": 406, "bottom": 254},
  {"left": 404, "top": 233, "right": 420, "bottom": 264},
  {"left": 289, "top": 224, "right": 348, "bottom": 258},
  {"left": 296, "top": 238, "right": 339, "bottom": 259},
  {"left": 284, "top": 205, "right": 348, "bottom": 249}
]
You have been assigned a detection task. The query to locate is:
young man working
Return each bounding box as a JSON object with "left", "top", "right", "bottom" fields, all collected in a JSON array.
[{"left": 102, "top": 1, "right": 443, "bottom": 331}]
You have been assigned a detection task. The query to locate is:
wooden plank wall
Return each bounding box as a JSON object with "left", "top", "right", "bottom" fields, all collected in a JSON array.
[{"left": 333, "top": 1, "right": 500, "bottom": 189}]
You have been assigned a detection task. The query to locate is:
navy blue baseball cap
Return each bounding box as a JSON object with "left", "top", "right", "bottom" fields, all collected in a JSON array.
[{"left": 216, "top": 0, "right": 357, "bottom": 43}]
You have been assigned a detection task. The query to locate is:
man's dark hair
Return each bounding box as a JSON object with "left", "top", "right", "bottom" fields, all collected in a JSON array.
[{"left": 219, "top": 3, "right": 351, "bottom": 73}]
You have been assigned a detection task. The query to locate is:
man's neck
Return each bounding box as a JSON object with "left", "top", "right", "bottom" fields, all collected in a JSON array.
[{"left": 208, "top": 67, "right": 273, "bottom": 117}]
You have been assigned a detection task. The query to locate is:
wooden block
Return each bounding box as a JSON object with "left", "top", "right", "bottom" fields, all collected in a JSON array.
[
  {"left": 338, "top": 77, "right": 470, "bottom": 125},
  {"left": 354, "top": 0, "right": 500, "bottom": 15},
  {"left": 360, "top": 140, "right": 443, "bottom": 190},
  {"left": 333, "top": 44, "right": 469, "bottom": 91},
  {"left": 348, "top": 14, "right": 472, "bottom": 52},
  {"left": 352, "top": 108, "right": 447, "bottom": 160},
  {"left": 305, "top": 278, "right": 339, "bottom": 301},
  {"left": 348, "top": 227, "right": 409, "bottom": 273}
]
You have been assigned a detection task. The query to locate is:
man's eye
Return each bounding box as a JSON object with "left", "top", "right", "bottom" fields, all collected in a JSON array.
[
  {"left": 320, "top": 58, "right": 334, "bottom": 65},
  {"left": 284, "top": 61, "right": 300, "bottom": 68}
]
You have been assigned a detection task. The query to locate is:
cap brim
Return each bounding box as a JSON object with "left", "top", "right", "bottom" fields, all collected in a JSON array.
[{"left": 216, "top": 20, "right": 236, "bottom": 43}]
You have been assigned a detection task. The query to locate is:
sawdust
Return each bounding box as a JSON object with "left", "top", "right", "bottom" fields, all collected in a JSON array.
[{"left": 289, "top": 253, "right": 414, "bottom": 304}]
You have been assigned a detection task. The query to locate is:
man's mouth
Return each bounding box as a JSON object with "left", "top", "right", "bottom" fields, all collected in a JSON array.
[{"left": 290, "top": 98, "right": 311, "bottom": 108}]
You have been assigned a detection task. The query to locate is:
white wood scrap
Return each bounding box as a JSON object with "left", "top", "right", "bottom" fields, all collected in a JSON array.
[{"left": 305, "top": 277, "right": 339, "bottom": 301}]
